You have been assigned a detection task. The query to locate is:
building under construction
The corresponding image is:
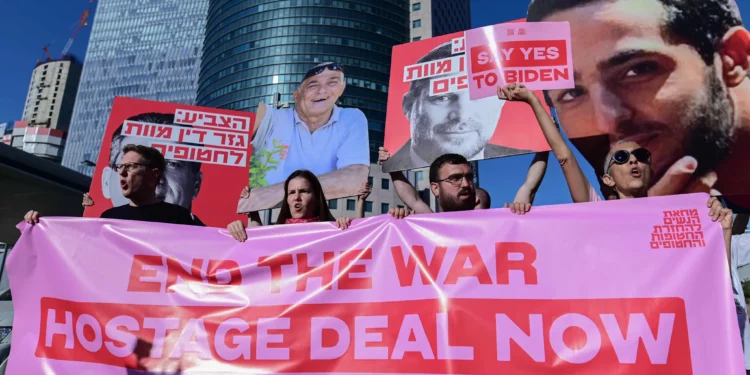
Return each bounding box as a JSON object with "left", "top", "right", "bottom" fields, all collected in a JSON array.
[{"left": 4, "top": 56, "right": 83, "bottom": 163}]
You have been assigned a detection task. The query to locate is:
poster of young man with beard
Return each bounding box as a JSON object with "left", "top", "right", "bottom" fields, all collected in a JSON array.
[
  {"left": 85, "top": 97, "right": 255, "bottom": 228},
  {"left": 382, "top": 24, "right": 554, "bottom": 173},
  {"left": 526, "top": 0, "right": 750, "bottom": 207}
]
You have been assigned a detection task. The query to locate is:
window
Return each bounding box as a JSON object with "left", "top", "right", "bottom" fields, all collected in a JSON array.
[
  {"left": 365, "top": 201, "right": 373, "bottom": 213},
  {"left": 328, "top": 199, "right": 338, "bottom": 209},
  {"left": 346, "top": 199, "right": 356, "bottom": 211},
  {"left": 368, "top": 176, "right": 373, "bottom": 186},
  {"left": 381, "top": 178, "right": 389, "bottom": 190},
  {"left": 415, "top": 171, "right": 424, "bottom": 181},
  {"left": 381, "top": 203, "right": 390, "bottom": 213},
  {"left": 413, "top": 37, "right": 421, "bottom": 41},
  {"left": 413, "top": 2, "right": 421, "bottom": 11},
  {"left": 413, "top": 19, "right": 421, "bottom": 28}
]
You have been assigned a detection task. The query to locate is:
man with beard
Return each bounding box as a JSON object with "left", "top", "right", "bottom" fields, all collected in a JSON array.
[
  {"left": 385, "top": 42, "right": 531, "bottom": 171},
  {"left": 425, "top": 153, "right": 532, "bottom": 214},
  {"left": 84, "top": 113, "right": 204, "bottom": 225},
  {"left": 526, "top": 0, "right": 750, "bottom": 199}
]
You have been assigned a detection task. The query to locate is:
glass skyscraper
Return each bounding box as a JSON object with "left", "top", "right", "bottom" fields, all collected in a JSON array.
[
  {"left": 197, "top": 0, "right": 410, "bottom": 162},
  {"left": 62, "top": 0, "right": 209, "bottom": 175}
]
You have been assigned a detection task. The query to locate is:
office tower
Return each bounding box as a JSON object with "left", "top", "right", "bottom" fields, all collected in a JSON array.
[{"left": 62, "top": 0, "right": 209, "bottom": 175}]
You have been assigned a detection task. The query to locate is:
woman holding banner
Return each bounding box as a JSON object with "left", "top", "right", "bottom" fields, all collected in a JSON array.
[{"left": 227, "top": 170, "right": 354, "bottom": 242}]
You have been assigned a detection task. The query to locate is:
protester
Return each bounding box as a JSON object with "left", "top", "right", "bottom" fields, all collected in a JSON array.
[
  {"left": 95, "top": 113, "right": 203, "bottom": 210},
  {"left": 379, "top": 147, "right": 540, "bottom": 214},
  {"left": 527, "top": 0, "right": 750, "bottom": 198},
  {"left": 24, "top": 145, "right": 203, "bottom": 226},
  {"left": 227, "top": 170, "right": 353, "bottom": 242},
  {"left": 241, "top": 62, "right": 370, "bottom": 211},
  {"left": 385, "top": 42, "right": 531, "bottom": 172}
]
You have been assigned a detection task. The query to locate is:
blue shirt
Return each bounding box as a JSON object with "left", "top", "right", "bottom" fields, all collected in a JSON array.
[{"left": 251, "top": 105, "right": 370, "bottom": 186}]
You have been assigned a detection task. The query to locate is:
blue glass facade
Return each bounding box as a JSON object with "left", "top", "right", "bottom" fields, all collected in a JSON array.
[
  {"left": 62, "top": 0, "right": 209, "bottom": 175},
  {"left": 198, "top": 0, "right": 410, "bottom": 162}
]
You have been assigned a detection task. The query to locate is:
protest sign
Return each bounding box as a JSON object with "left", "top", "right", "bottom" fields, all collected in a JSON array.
[
  {"left": 465, "top": 22, "right": 574, "bottom": 100},
  {"left": 9, "top": 194, "right": 743, "bottom": 373},
  {"left": 523, "top": 0, "right": 750, "bottom": 201},
  {"left": 237, "top": 102, "right": 371, "bottom": 213},
  {"left": 84, "top": 97, "right": 255, "bottom": 227},
  {"left": 383, "top": 23, "right": 552, "bottom": 173}
]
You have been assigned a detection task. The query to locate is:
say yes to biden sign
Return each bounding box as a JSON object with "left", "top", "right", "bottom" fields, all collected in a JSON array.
[
  {"left": 465, "top": 22, "right": 574, "bottom": 100},
  {"left": 7, "top": 194, "right": 744, "bottom": 374}
]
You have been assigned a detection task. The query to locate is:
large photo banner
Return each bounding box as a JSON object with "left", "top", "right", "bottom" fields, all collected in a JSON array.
[
  {"left": 85, "top": 97, "right": 255, "bottom": 227},
  {"left": 8, "top": 194, "right": 743, "bottom": 374},
  {"left": 383, "top": 23, "right": 553, "bottom": 173},
  {"left": 523, "top": 0, "right": 750, "bottom": 200}
]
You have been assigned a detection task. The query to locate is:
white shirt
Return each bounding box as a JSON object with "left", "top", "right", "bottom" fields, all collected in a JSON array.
[
  {"left": 731, "top": 233, "right": 750, "bottom": 369},
  {"left": 251, "top": 105, "right": 370, "bottom": 186}
]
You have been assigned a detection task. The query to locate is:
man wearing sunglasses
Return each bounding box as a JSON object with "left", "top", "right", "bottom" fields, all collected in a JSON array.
[
  {"left": 239, "top": 62, "right": 370, "bottom": 212},
  {"left": 24, "top": 145, "right": 202, "bottom": 226}
]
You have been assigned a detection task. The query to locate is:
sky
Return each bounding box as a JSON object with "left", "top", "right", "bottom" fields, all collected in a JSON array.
[{"left": 0, "top": 0, "right": 749, "bottom": 208}]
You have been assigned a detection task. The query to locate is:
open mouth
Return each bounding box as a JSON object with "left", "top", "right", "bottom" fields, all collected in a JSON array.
[
  {"left": 630, "top": 167, "right": 641, "bottom": 178},
  {"left": 312, "top": 98, "right": 328, "bottom": 103},
  {"left": 120, "top": 180, "right": 128, "bottom": 190},
  {"left": 293, "top": 203, "right": 303, "bottom": 210}
]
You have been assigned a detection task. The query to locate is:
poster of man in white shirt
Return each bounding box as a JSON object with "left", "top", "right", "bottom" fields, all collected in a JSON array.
[{"left": 238, "top": 62, "right": 370, "bottom": 213}]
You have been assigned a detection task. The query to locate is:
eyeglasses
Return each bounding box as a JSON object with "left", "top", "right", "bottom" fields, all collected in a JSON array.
[
  {"left": 435, "top": 173, "right": 475, "bottom": 186},
  {"left": 302, "top": 62, "right": 344, "bottom": 82},
  {"left": 605, "top": 148, "right": 651, "bottom": 174},
  {"left": 113, "top": 162, "right": 149, "bottom": 173}
]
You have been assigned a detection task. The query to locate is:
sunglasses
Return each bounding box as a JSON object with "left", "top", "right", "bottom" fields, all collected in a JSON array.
[
  {"left": 606, "top": 148, "right": 651, "bottom": 174},
  {"left": 302, "top": 62, "right": 344, "bottom": 82}
]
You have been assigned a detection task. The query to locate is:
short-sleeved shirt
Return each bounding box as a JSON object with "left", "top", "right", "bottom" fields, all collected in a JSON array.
[
  {"left": 100, "top": 201, "right": 204, "bottom": 226},
  {"left": 251, "top": 105, "right": 370, "bottom": 186}
]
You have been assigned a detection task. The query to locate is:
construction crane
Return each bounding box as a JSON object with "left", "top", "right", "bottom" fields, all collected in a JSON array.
[
  {"left": 60, "top": 8, "right": 91, "bottom": 57},
  {"left": 37, "top": 43, "right": 53, "bottom": 64}
]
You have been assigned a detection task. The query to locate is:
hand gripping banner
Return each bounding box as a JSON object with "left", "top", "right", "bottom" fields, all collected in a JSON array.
[{"left": 7, "top": 194, "right": 743, "bottom": 374}]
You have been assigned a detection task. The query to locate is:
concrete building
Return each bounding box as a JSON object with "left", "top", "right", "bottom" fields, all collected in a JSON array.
[
  {"left": 11, "top": 57, "right": 83, "bottom": 162},
  {"left": 61, "top": 0, "right": 209, "bottom": 175},
  {"left": 22, "top": 57, "right": 82, "bottom": 132}
]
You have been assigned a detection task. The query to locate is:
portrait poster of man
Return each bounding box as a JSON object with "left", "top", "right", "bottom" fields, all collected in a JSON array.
[
  {"left": 525, "top": 0, "right": 750, "bottom": 202},
  {"left": 237, "top": 62, "right": 371, "bottom": 213},
  {"left": 383, "top": 25, "right": 553, "bottom": 173},
  {"left": 85, "top": 97, "right": 255, "bottom": 227}
]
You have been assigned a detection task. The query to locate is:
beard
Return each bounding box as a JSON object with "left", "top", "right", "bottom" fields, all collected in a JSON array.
[
  {"left": 437, "top": 187, "right": 476, "bottom": 212},
  {"left": 411, "top": 114, "right": 488, "bottom": 162},
  {"left": 681, "top": 70, "right": 735, "bottom": 178}
]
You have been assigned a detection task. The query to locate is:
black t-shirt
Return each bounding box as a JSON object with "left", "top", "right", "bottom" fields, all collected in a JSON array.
[{"left": 100, "top": 202, "right": 205, "bottom": 226}]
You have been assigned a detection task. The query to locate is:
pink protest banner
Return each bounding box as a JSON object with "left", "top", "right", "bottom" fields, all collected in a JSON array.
[
  {"left": 7, "top": 194, "right": 743, "bottom": 374},
  {"left": 465, "top": 22, "right": 574, "bottom": 100}
]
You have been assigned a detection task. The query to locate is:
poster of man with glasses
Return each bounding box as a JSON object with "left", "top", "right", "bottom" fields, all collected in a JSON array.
[{"left": 84, "top": 97, "right": 255, "bottom": 227}]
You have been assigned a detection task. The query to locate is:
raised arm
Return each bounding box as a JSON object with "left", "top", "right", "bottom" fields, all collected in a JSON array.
[
  {"left": 378, "top": 147, "right": 433, "bottom": 214},
  {"left": 513, "top": 151, "right": 549, "bottom": 204},
  {"left": 499, "top": 84, "right": 591, "bottom": 203},
  {"left": 355, "top": 181, "right": 371, "bottom": 219}
]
